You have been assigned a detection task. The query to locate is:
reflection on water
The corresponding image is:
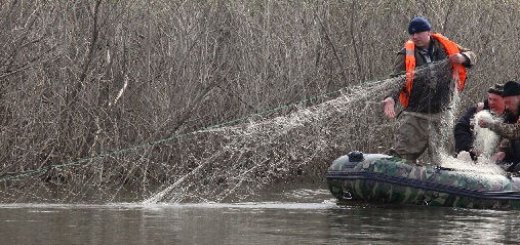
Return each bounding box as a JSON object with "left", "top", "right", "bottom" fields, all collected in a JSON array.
[{"left": 1, "top": 189, "right": 520, "bottom": 244}]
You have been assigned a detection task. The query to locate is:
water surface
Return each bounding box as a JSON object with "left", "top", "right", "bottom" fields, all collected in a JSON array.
[{"left": 1, "top": 189, "right": 519, "bottom": 244}]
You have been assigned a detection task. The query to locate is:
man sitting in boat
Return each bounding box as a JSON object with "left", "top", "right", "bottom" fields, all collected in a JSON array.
[
  {"left": 479, "top": 80, "right": 520, "bottom": 172},
  {"left": 382, "top": 16, "right": 476, "bottom": 165},
  {"left": 454, "top": 83, "right": 505, "bottom": 160}
]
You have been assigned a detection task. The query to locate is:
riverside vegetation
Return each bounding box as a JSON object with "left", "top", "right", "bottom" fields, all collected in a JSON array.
[{"left": 1, "top": 0, "right": 520, "bottom": 203}]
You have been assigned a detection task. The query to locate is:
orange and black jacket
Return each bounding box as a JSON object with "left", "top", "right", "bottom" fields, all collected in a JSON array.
[{"left": 390, "top": 34, "right": 476, "bottom": 114}]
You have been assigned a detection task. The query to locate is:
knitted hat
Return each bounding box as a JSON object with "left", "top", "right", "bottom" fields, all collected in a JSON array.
[
  {"left": 408, "top": 16, "right": 432, "bottom": 34},
  {"left": 487, "top": 83, "right": 504, "bottom": 96},
  {"left": 502, "top": 81, "right": 520, "bottom": 97}
]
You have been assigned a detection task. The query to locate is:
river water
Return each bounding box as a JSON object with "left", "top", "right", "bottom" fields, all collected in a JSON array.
[{"left": 1, "top": 188, "right": 520, "bottom": 244}]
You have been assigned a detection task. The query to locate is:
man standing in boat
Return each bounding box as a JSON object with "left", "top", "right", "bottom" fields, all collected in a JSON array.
[{"left": 382, "top": 16, "right": 476, "bottom": 164}]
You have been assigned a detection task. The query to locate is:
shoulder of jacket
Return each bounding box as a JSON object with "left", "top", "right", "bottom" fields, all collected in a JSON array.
[
  {"left": 431, "top": 38, "right": 443, "bottom": 47},
  {"left": 465, "top": 105, "right": 478, "bottom": 115}
]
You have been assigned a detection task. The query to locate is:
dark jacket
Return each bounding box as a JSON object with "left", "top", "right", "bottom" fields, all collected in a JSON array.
[
  {"left": 454, "top": 100, "right": 489, "bottom": 153},
  {"left": 390, "top": 37, "right": 476, "bottom": 114}
]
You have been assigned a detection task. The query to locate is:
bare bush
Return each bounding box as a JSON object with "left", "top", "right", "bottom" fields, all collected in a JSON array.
[{"left": 1, "top": 0, "right": 520, "bottom": 203}]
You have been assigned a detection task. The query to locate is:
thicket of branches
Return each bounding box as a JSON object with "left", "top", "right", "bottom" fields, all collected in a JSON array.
[{"left": 1, "top": 0, "right": 520, "bottom": 202}]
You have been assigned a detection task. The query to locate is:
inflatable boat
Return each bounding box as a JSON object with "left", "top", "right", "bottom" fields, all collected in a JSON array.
[{"left": 326, "top": 151, "right": 520, "bottom": 209}]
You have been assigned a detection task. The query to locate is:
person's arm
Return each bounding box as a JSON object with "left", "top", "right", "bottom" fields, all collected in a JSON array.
[
  {"left": 454, "top": 107, "right": 477, "bottom": 152},
  {"left": 492, "top": 138, "right": 513, "bottom": 164},
  {"left": 389, "top": 49, "right": 406, "bottom": 102},
  {"left": 498, "top": 138, "right": 511, "bottom": 154},
  {"left": 455, "top": 44, "right": 476, "bottom": 67},
  {"left": 382, "top": 50, "right": 406, "bottom": 119},
  {"left": 486, "top": 121, "right": 520, "bottom": 140}
]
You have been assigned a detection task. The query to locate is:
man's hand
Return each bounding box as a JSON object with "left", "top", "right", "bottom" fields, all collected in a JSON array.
[
  {"left": 478, "top": 118, "right": 495, "bottom": 128},
  {"left": 478, "top": 118, "right": 491, "bottom": 128},
  {"left": 449, "top": 53, "right": 466, "bottom": 64},
  {"left": 491, "top": 151, "right": 506, "bottom": 162},
  {"left": 476, "top": 102, "right": 484, "bottom": 112},
  {"left": 382, "top": 97, "right": 396, "bottom": 119},
  {"left": 468, "top": 148, "right": 480, "bottom": 161}
]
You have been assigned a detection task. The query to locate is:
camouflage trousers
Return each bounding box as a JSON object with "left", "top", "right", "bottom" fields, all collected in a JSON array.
[{"left": 392, "top": 111, "right": 446, "bottom": 165}]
